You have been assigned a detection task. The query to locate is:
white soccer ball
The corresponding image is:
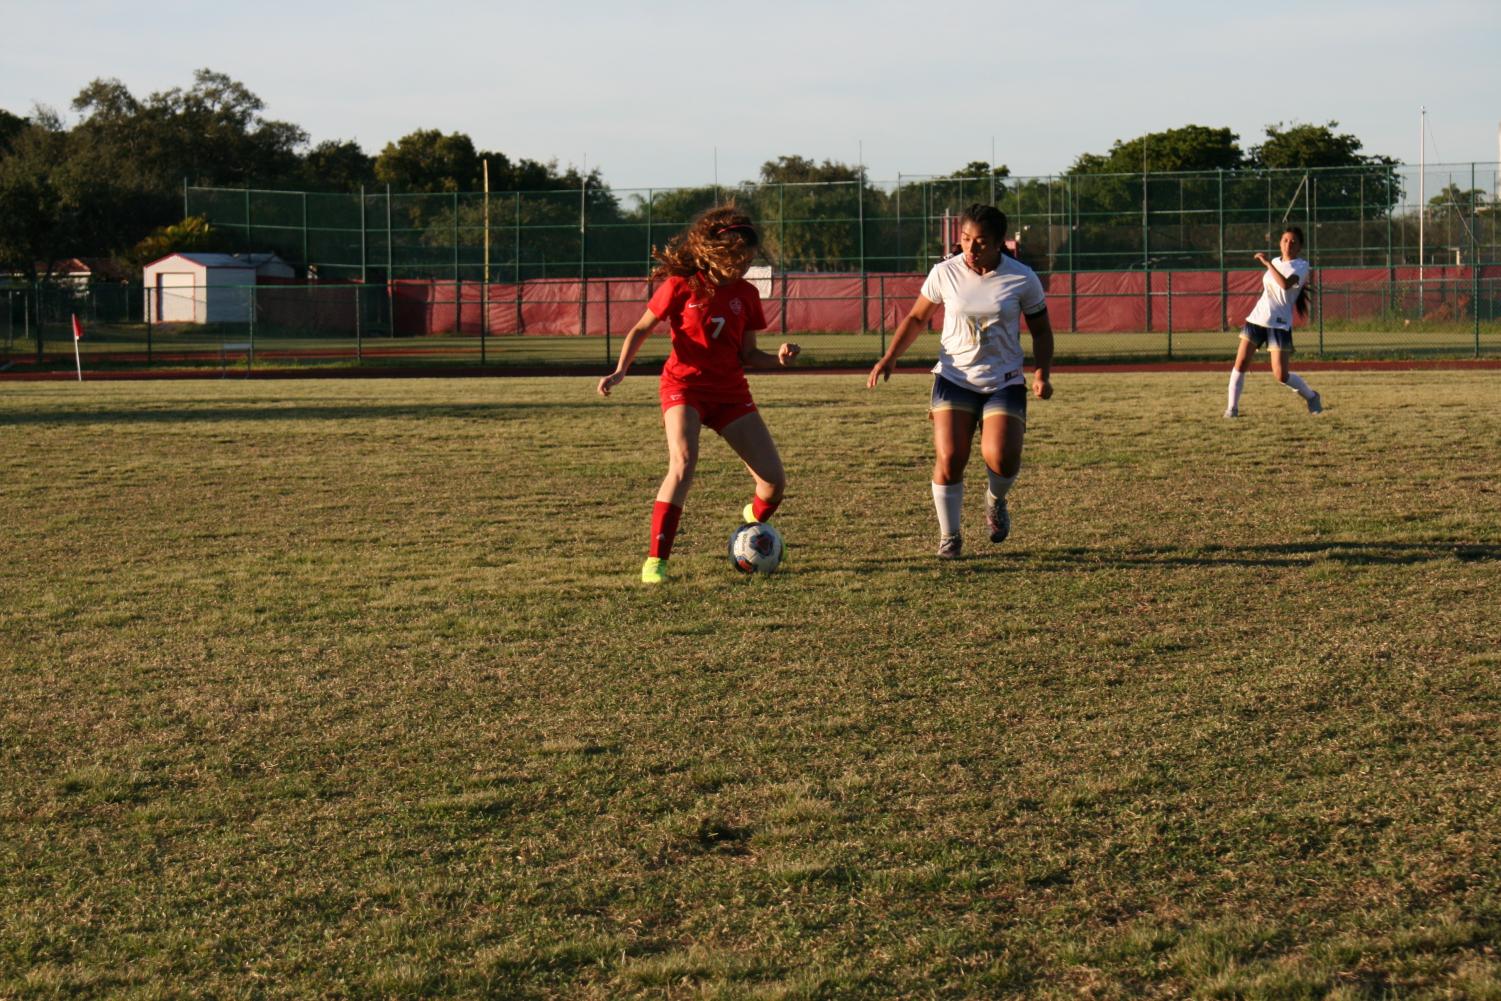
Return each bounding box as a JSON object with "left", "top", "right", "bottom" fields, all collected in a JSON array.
[{"left": 728, "top": 522, "right": 783, "bottom": 574}]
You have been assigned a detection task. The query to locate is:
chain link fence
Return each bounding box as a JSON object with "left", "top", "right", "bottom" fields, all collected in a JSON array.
[{"left": 5, "top": 163, "right": 1497, "bottom": 371}]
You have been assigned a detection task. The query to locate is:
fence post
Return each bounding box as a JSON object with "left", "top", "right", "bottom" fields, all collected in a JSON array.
[
  {"left": 359, "top": 184, "right": 367, "bottom": 285},
  {"left": 779, "top": 183, "right": 788, "bottom": 335},
  {"left": 1142, "top": 168, "right": 1151, "bottom": 332},
  {"left": 302, "top": 191, "right": 309, "bottom": 270},
  {"left": 1313, "top": 176, "right": 1324, "bottom": 357},
  {"left": 31, "top": 281, "right": 40, "bottom": 365},
  {"left": 386, "top": 185, "right": 394, "bottom": 336},
  {"left": 858, "top": 170, "right": 867, "bottom": 333},
  {"left": 878, "top": 274, "right": 886, "bottom": 355},
  {"left": 514, "top": 192, "right": 523, "bottom": 334},
  {"left": 604, "top": 279, "right": 612, "bottom": 367},
  {"left": 1218, "top": 168, "right": 1227, "bottom": 331},
  {"left": 579, "top": 179, "right": 587, "bottom": 337},
  {"left": 1068, "top": 176, "right": 1076, "bottom": 332},
  {"left": 355, "top": 284, "right": 362, "bottom": 364},
  {"left": 1165, "top": 270, "right": 1173, "bottom": 359},
  {"left": 1474, "top": 163, "right": 1481, "bottom": 357}
]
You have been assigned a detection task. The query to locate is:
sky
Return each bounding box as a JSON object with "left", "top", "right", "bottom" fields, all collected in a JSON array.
[{"left": 2, "top": 0, "right": 1498, "bottom": 192}]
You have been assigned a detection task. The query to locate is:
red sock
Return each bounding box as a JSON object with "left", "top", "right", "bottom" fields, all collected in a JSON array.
[
  {"left": 751, "top": 497, "right": 780, "bottom": 522},
  {"left": 648, "top": 501, "right": 682, "bottom": 558}
]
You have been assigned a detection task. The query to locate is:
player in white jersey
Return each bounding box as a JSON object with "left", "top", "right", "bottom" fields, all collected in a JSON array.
[
  {"left": 868, "top": 204, "right": 1054, "bottom": 559},
  {"left": 1225, "top": 225, "right": 1323, "bottom": 417}
]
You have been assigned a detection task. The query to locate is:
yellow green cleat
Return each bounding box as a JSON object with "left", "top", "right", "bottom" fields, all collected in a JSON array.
[{"left": 640, "top": 556, "right": 668, "bottom": 584}]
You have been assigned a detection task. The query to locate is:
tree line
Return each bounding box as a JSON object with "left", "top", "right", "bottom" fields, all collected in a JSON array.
[{"left": 4, "top": 69, "right": 1483, "bottom": 280}]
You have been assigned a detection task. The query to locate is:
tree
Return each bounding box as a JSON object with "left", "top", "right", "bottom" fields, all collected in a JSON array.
[
  {"left": 0, "top": 107, "right": 26, "bottom": 152},
  {"left": 950, "top": 160, "right": 1010, "bottom": 181},
  {"left": 749, "top": 157, "right": 868, "bottom": 270},
  {"left": 1070, "top": 125, "right": 1243, "bottom": 174},
  {"left": 757, "top": 155, "right": 861, "bottom": 185},
  {"left": 1250, "top": 121, "right": 1380, "bottom": 169},
  {"left": 125, "top": 216, "right": 232, "bottom": 270},
  {"left": 0, "top": 119, "right": 121, "bottom": 281},
  {"left": 301, "top": 139, "right": 374, "bottom": 191},
  {"left": 71, "top": 70, "right": 308, "bottom": 189},
  {"left": 374, "top": 130, "right": 482, "bottom": 192}
]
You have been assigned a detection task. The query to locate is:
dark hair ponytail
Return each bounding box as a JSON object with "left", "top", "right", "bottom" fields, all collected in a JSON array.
[
  {"left": 962, "top": 203, "right": 1008, "bottom": 243},
  {"left": 1282, "top": 226, "right": 1310, "bottom": 317}
]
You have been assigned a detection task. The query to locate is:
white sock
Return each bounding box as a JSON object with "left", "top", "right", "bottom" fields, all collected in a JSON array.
[
  {"left": 1227, "top": 369, "right": 1245, "bottom": 411},
  {"left": 986, "top": 468, "right": 1017, "bottom": 503},
  {"left": 1284, "top": 372, "right": 1316, "bottom": 400},
  {"left": 932, "top": 482, "right": 963, "bottom": 537}
]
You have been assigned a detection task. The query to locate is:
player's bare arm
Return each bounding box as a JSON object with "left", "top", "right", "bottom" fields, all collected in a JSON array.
[
  {"left": 598, "top": 309, "right": 659, "bottom": 396},
  {"left": 1254, "top": 252, "right": 1297, "bottom": 289},
  {"left": 868, "top": 295, "right": 938, "bottom": 387},
  {"left": 1026, "top": 308, "right": 1054, "bottom": 400},
  {"left": 740, "top": 330, "right": 801, "bottom": 369}
]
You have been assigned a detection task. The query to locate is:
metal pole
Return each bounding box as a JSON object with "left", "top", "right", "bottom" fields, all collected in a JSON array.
[
  {"left": 1314, "top": 176, "right": 1323, "bottom": 356},
  {"left": 604, "top": 278, "right": 612, "bottom": 366},
  {"left": 779, "top": 183, "right": 788, "bottom": 335},
  {"left": 1142, "top": 165, "right": 1151, "bottom": 332},
  {"left": 1068, "top": 176, "right": 1076, "bottom": 331},
  {"left": 359, "top": 184, "right": 367, "bottom": 284},
  {"left": 386, "top": 184, "right": 393, "bottom": 335},
  {"left": 1419, "top": 107, "right": 1426, "bottom": 309},
  {"left": 1166, "top": 270, "right": 1173, "bottom": 358},
  {"left": 482, "top": 161, "right": 490, "bottom": 366},
  {"left": 145, "top": 284, "right": 153, "bottom": 365},
  {"left": 514, "top": 192, "right": 522, "bottom": 334},
  {"left": 248, "top": 284, "right": 255, "bottom": 373},
  {"left": 245, "top": 187, "right": 252, "bottom": 253},
  {"left": 355, "top": 283, "right": 362, "bottom": 363},
  {"left": 1474, "top": 161, "right": 1481, "bottom": 357},
  {"left": 1219, "top": 169, "right": 1227, "bottom": 331},
  {"left": 301, "top": 191, "right": 308, "bottom": 270},
  {"left": 579, "top": 177, "right": 587, "bottom": 336},
  {"left": 857, "top": 163, "right": 866, "bottom": 333},
  {"left": 31, "top": 281, "right": 39, "bottom": 364},
  {"left": 879, "top": 273, "right": 886, "bottom": 355},
  {"left": 183, "top": 177, "right": 189, "bottom": 218},
  {"left": 896, "top": 173, "right": 902, "bottom": 272}
]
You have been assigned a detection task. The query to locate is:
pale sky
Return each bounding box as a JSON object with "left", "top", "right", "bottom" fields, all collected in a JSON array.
[{"left": 3, "top": 0, "right": 1498, "bottom": 192}]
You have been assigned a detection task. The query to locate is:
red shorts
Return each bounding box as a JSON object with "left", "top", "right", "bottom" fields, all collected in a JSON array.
[{"left": 660, "top": 382, "right": 758, "bottom": 432}]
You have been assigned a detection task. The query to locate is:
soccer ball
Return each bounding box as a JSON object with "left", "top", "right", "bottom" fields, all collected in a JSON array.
[{"left": 728, "top": 522, "right": 783, "bottom": 574}]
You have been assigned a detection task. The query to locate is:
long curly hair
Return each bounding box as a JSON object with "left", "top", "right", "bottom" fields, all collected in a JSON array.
[{"left": 651, "top": 204, "right": 761, "bottom": 300}]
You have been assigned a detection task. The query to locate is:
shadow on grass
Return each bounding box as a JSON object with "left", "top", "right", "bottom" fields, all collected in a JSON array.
[
  {"left": 847, "top": 540, "right": 1500, "bottom": 574},
  {"left": 0, "top": 400, "right": 661, "bottom": 426}
]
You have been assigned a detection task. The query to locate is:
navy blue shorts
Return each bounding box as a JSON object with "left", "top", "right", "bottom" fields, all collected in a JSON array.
[
  {"left": 1241, "top": 323, "right": 1294, "bottom": 352},
  {"left": 929, "top": 374, "right": 1027, "bottom": 423}
]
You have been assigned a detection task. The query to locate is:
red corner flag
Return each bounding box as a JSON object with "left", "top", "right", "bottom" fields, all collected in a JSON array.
[{"left": 72, "top": 314, "right": 84, "bottom": 340}]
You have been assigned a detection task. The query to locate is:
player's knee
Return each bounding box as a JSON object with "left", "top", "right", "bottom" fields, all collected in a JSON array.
[{"left": 934, "top": 453, "right": 966, "bottom": 481}]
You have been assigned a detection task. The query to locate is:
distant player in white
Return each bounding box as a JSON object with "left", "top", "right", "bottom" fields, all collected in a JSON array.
[
  {"left": 868, "top": 203, "right": 1054, "bottom": 559},
  {"left": 1226, "top": 225, "right": 1322, "bottom": 417}
]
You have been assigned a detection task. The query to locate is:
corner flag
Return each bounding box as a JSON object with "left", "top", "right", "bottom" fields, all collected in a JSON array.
[{"left": 71, "top": 313, "right": 84, "bottom": 381}]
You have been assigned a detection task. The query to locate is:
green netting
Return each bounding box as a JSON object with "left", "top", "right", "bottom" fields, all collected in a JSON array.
[{"left": 187, "top": 163, "right": 1499, "bottom": 282}]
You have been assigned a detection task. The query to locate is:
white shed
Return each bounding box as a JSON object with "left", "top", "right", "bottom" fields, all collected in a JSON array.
[{"left": 143, "top": 253, "right": 296, "bottom": 324}]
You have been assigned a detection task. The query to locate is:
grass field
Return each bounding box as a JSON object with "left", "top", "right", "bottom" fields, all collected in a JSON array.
[
  {"left": 6, "top": 320, "right": 1500, "bottom": 374},
  {"left": 2, "top": 371, "right": 1499, "bottom": 999}
]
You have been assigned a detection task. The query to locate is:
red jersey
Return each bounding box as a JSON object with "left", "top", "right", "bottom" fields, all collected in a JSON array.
[{"left": 648, "top": 274, "right": 767, "bottom": 398}]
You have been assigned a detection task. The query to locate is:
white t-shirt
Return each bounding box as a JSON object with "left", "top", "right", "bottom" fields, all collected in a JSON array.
[
  {"left": 919, "top": 254, "right": 1047, "bottom": 393},
  {"left": 1245, "top": 256, "right": 1310, "bottom": 330}
]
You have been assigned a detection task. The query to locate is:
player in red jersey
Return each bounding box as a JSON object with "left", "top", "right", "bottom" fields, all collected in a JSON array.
[{"left": 597, "top": 205, "right": 800, "bottom": 584}]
